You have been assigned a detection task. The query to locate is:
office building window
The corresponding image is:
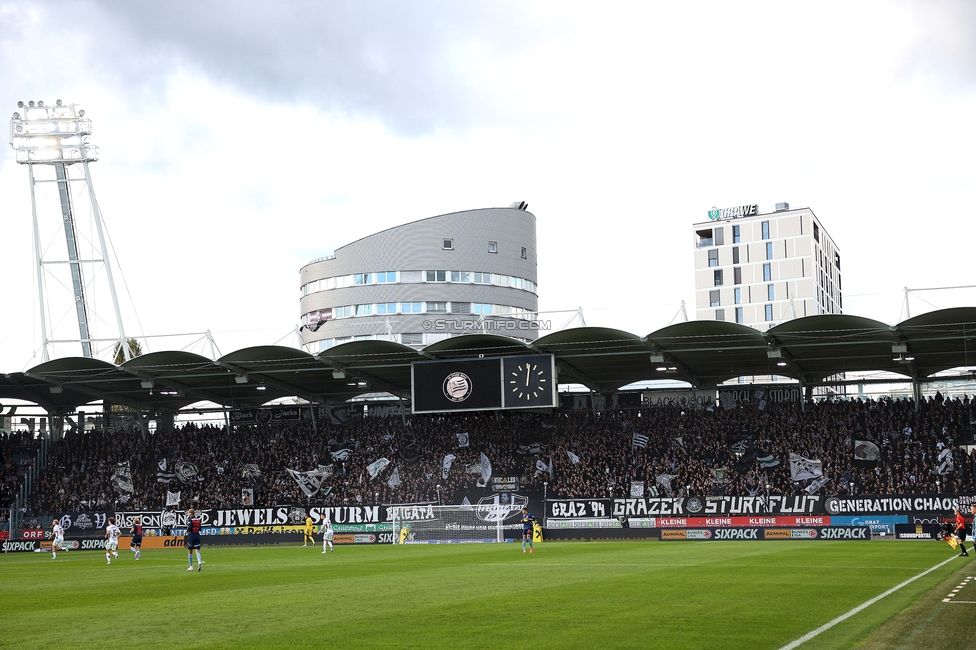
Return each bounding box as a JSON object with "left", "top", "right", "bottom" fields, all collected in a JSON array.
[
  {"left": 708, "top": 249, "right": 719, "bottom": 267},
  {"left": 426, "top": 301, "right": 448, "bottom": 313},
  {"left": 732, "top": 246, "right": 739, "bottom": 264},
  {"left": 733, "top": 267, "right": 741, "bottom": 285},
  {"left": 813, "top": 223, "right": 820, "bottom": 242},
  {"left": 734, "top": 287, "right": 741, "bottom": 304},
  {"left": 714, "top": 269, "right": 724, "bottom": 286},
  {"left": 763, "top": 263, "right": 771, "bottom": 281},
  {"left": 710, "top": 290, "right": 721, "bottom": 307},
  {"left": 401, "top": 302, "right": 423, "bottom": 314},
  {"left": 714, "top": 227, "right": 725, "bottom": 246},
  {"left": 715, "top": 309, "right": 725, "bottom": 321},
  {"left": 735, "top": 307, "right": 744, "bottom": 324},
  {"left": 761, "top": 221, "right": 770, "bottom": 239},
  {"left": 401, "top": 333, "right": 424, "bottom": 345},
  {"left": 376, "top": 302, "right": 397, "bottom": 315},
  {"left": 488, "top": 241, "right": 498, "bottom": 253},
  {"left": 765, "top": 304, "right": 773, "bottom": 321},
  {"left": 732, "top": 225, "right": 740, "bottom": 243},
  {"left": 766, "top": 242, "right": 773, "bottom": 260},
  {"left": 443, "top": 238, "right": 453, "bottom": 250},
  {"left": 521, "top": 247, "right": 527, "bottom": 259},
  {"left": 767, "top": 284, "right": 775, "bottom": 301}
]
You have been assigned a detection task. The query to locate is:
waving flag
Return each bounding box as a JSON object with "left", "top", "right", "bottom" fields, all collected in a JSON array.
[{"left": 367, "top": 457, "right": 390, "bottom": 479}]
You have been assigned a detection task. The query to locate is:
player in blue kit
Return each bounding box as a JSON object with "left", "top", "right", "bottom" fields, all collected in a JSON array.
[
  {"left": 520, "top": 508, "right": 535, "bottom": 554},
  {"left": 186, "top": 508, "right": 203, "bottom": 571},
  {"left": 130, "top": 517, "right": 143, "bottom": 561}
]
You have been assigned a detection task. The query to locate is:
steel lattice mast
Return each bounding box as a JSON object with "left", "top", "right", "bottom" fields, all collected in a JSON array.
[{"left": 9, "top": 99, "right": 129, "bottom": 362}]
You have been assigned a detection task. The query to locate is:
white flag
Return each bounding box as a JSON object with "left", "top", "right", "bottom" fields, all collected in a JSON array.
[
  {"left": 367, "top": 457, "right": 390, "bottom": 479},
  {"left": 535, "top": 459, "right": 550, "bottom": 476},
  {"left": 656, "top": 474, "right": 677, "bottom": 494},
  {"left": 630, "top": 481, "right": 645, "bottom": 498},
  {"left": 853, "top": 441, "right": 881, "bottom": 462},
  {"left": 479, "top": 452, "right": 492, "bottom": 486},
  {"left": 566, "top": 450, "right": 580, "bottom": 464},
  {"left": 286, "top": 468, "right": 324, "bottom": 497},
  {"left": 937, "top": 448, "right": 954, "bottom": 474},
  {"left": 157, "top": 458, "right": 175, "bottom": 483},
  {"left": 166, "top": 490, "right": 181, "bottom": 506},
  {"left": 442, "top": 454, "right": 456, "bottom": 479},
  {"left": 241, "top": 488, "right": 254, "bottom": 506},
  {"left": 331, "top": 449, "right": 352, "bottom": 461},
  {"left": 456, "top": 432, "right": 470, "bottom": 448},
  {"left": 632, "top": 432, "right": 649, "bottom": 449},
  {"left": 387, "top": 466, "right": 401, "bottom": 488},
  {"left": 789, "top": 453, "right": 823, "bottom": 481},
  {"left": 805, "top": 476, "right": 829, "bottom": 494}
]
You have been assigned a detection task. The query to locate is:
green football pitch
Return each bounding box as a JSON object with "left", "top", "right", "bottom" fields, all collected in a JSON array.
[{"left": 1, "top": 540, "right": 973, "bottom": 649}]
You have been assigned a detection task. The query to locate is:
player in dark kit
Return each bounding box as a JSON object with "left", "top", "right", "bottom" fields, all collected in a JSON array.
[
  {"left": 130, "top": 517, "right": 143, "bottom": 561},
  {"left": 186, "top": 508, "right": 203, "bottom": 571},
  {"left": 521, "top": 508, "right": 536, "bottom": 554}
]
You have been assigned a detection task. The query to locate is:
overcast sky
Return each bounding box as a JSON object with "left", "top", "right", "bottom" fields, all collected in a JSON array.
[{"left": 2, "top": 0, "right": 975, "bottom": 371}]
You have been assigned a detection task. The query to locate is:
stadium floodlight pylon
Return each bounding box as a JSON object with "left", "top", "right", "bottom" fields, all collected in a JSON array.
[
  {"left": 9, "top": 100, "right": 130, "bottom": 363},
  {"left": 390, "top": 502, "right": 524, "bottom": 544}
]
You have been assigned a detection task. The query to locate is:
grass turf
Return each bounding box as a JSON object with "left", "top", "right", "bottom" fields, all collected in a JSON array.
[{"left": 0, "top": 540, "right": 969, "bottom": 649}]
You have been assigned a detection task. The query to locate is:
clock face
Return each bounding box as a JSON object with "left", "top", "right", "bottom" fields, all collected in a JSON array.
[{"left": 504, "top": 356, "right": 553, "bottom": 407}]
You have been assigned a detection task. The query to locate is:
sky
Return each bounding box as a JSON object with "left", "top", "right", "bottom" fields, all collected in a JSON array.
[{"left": 1, "top": 0, "right": 975, "bottom": 372}]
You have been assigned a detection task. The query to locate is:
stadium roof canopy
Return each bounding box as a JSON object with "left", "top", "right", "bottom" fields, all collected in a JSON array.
[{"left": 1, "top": 308, "right": 975, "bottom": 414}]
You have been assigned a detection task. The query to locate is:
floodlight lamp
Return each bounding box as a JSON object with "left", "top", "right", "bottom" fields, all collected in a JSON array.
[
  {"left": 56, "top": 99, "right": 62, "bottom": 106},
  {"left": 776, "top": 361, "right": 788, "bottom": 367},
  {"left": 892, "top": 343, "right": 907, "bottom": 354},
  {"left": 78, "top": 110, "right": 85, "bottom": 117},
  {"left": 234, "top": 373, "right": 248, "bottom": 384},
  {"left": 256, "top": 385, "right": 266, "bottom": 391},
  {"left": 140, "top": 379, "right": 154, "bottom": 389},
  {"left": 17, "top": 101, "right": 24, "bottom": 108},
  {"left": 656, "top": 366, "right": 668, "bottom": 372},
  {"left": 37, "top": 100, "right": 44, "bottom": 107},
  {"left": 766, "top": 348, "right": 783, "bottom": 359},
  {"left": 332, "top": 369, "right": 346, "bottom": 379},
  {"left": 49, "top": 385, "right": 63, "bottom": 394},
  {"left": 904, "top": 355, "right": 915, "bottom": 362},
  {"left": 12, "top": 112, "right": 19, "bottom": 119},
  {"left": 650, "top": 354, "right": 665, "bottom": 363},
  {"left": 28, "top": 101, "right": 35, "bottom": 107}
]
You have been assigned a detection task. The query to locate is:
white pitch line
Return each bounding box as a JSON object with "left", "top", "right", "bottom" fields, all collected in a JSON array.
[
  {"left": 779, "top": 555, "right": 959, "bottom": 650},
  {"left": 943, "top": 600, "right": 976, "bottom": 604}
]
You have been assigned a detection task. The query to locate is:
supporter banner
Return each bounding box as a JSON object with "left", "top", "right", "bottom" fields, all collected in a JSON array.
[
  {"left": 491, "top": 476, "right": 519, "bottom": 492},
  {"left": 717, "top": 385, "right": 801, "bottom": 409},
  {"left": 643, "top": 389, "right": 715, "bottom": 409},
  {"left": 613, "top": 495, "right": 821, "bottom": 516},
  {"left": 547, "top": 499, "right": 613, "bottom": 519},
  {"left": 230, "top": 405, "right": 305, "bottom": 425},
  {"left": 823, "top": 495, "right": 976, "bottom": 515}
]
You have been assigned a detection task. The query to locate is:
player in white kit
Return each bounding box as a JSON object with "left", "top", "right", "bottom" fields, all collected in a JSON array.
[
  {"left": 51, "top": 520, "right": 67, "bottom": 559},
  {"left": 105, "top": 518, "right": 121, "bottom": 565},
  {"left": 321, "top": 516, "right": 334, "bottom": 554}
]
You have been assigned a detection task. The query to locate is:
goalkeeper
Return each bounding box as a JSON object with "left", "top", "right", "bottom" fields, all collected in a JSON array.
[{"left": 520, "top": 508, "right": 536, "bottom": 554}]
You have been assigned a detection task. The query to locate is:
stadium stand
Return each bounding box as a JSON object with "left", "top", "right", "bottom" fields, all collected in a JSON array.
[{"left": 18, "top": 394, "right": 976, "bottom": 515}]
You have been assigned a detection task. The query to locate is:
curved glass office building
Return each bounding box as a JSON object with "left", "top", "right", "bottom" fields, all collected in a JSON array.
[{"left": 299, "top": 205, "right": 539, "bottom": 351}]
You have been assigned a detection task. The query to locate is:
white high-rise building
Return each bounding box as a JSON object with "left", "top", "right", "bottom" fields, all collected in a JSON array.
[{"left": 693, "top": 203, "right": 842, "bottom": 330}]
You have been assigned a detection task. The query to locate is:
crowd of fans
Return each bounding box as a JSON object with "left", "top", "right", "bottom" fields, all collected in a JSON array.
[
  {"left": 12, "top": 393, "right": 976, "bottom": 516},
  {"left": 1, "top": 431, "right": 41, "bottom": 511}
]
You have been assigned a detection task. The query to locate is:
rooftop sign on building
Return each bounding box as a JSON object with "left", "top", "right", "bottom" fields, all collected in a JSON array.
[{"left": 707, "top": 204, "right": 758, "bottom": 220}]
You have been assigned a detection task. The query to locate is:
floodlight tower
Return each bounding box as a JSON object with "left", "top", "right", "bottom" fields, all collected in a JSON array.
[{"left": 9, "top": 100, "right": 130, "bottom": 362}]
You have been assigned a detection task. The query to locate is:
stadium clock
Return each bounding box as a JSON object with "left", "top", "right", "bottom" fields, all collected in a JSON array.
[{"left": 503, "top": 355, "right": 556, "bottom": 408}]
